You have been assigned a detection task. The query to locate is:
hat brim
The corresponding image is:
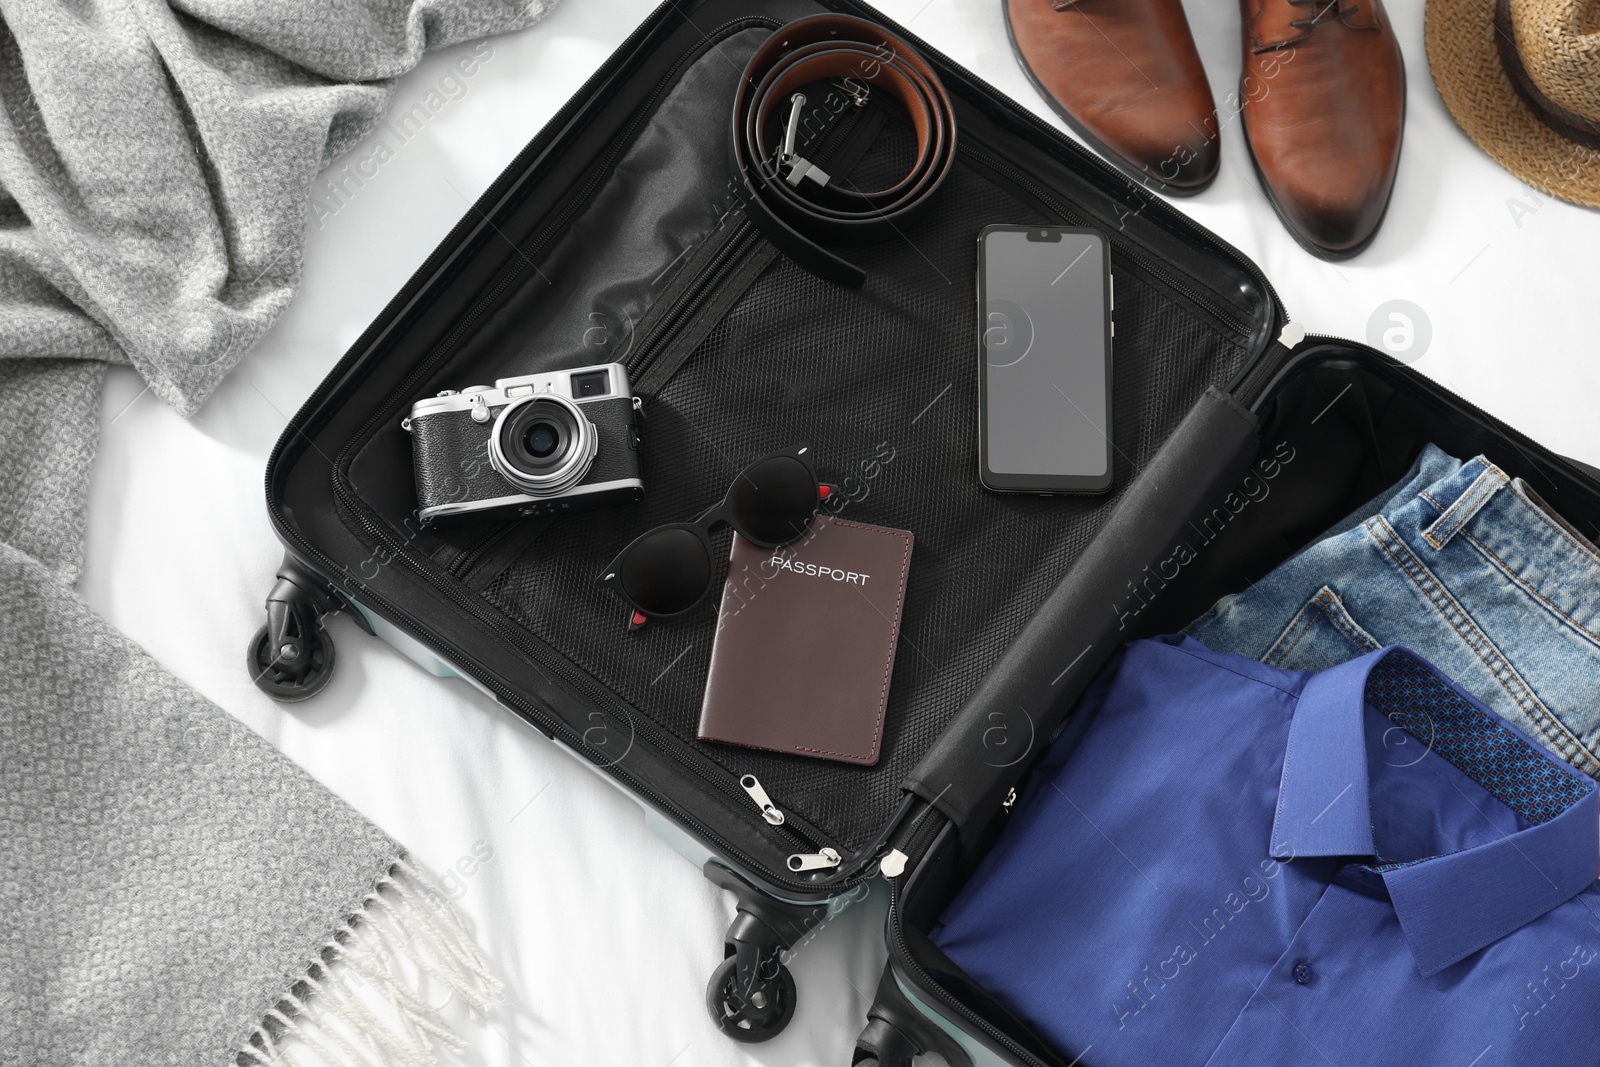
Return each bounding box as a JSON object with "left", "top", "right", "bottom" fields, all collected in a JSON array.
[{"left": 1426, "top": 0, "right": 1600, "bottom": 208}]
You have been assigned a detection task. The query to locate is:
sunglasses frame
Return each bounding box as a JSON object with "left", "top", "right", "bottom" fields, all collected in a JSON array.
[{"left": 597, "top": 445, "right": 824, "bottom": 621}]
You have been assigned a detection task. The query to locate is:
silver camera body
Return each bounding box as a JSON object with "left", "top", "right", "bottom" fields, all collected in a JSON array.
[{"left": 406, "top": 363, "right": 643, "bottom": 525}]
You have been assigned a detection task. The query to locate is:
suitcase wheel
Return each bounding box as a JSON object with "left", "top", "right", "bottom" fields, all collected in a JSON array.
[
  {"left": 706, "top": 952, "right": 797, "bottom": 1043},
  {"left": 247, "top": 555, "right": 346, "bottom": 702},
  {"left": 701, "top": 861, "right": 818, "bottom": 1043},
  {"left": 852, "top": 962, "right": 974, "bottom": 1067},
  {"left": 247, "top": 622, "right": 336, "bottom": 702}
]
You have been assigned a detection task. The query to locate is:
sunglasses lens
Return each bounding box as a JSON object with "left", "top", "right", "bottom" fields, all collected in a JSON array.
[
  {"left": 617, "top": 528, "right": 711, "bottom": 616},
  {"left": 727, "top": 456, "right": 817, "bottom": 546}
]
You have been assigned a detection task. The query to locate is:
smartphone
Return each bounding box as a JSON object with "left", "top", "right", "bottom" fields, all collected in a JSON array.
[{"left": 977, "top": 225, "right": 1113, "bottom": 494}]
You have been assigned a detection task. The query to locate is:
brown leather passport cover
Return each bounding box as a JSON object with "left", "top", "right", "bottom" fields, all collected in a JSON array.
[{"left": 697, "top": 515, "right": 914, "bottom": 765}]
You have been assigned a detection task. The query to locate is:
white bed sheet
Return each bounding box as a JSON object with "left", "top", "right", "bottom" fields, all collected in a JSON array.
[{"left": 80, "top": 1, "right": 1600, "bottom": 1064}]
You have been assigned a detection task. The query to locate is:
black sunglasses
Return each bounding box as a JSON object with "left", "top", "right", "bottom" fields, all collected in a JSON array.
[{"left": 598, "top": 446, "right": 830, "bottom": 628}]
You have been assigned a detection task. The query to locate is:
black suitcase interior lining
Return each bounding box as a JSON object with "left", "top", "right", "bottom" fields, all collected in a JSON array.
[
  {"left": 332, "top": 9, "right": 1270, "bottom": 859},
  {"left": 320, "top": 2, "right": 1278, "bottom": 866}
]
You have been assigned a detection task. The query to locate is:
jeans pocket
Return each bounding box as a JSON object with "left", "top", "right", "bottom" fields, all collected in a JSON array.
[{"left": 1263, "top": 586, "right": 1382, "bottom": 674}]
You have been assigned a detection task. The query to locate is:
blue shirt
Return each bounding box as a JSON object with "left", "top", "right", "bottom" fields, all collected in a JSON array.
[{"left": 934, "top": 636, "right": 1600, "bottom": 1066}]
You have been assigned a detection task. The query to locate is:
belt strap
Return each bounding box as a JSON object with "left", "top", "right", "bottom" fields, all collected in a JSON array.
[{"left": 730, "top": 15, "right": 956, "bottom": 288}]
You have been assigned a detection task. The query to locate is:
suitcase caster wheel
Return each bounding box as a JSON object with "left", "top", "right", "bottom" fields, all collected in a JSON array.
[
  {"left": 706, "top": 954, "right": 796, "bottom": 1043},
  {"left": 247, "top": 624, "right": 336, "bottom": 702}
]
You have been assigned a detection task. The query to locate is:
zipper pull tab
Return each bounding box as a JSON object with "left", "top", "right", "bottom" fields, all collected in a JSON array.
[
  {"left": 1277, "top": 321, "right": 1306, "bottom": 350},
  {"left": 787, "top": 847, "right": 842, "bottom": 872},
  {"left": 740, "top": 774, "right": 785, "bottom": 826}
]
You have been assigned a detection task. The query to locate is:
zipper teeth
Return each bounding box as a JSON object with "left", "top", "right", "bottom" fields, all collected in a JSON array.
[
  {"left": 447, "top": 522, "right": 515, "bottom": 578},
  {"left": 888, "top": 877, "right": 1052, "bottom": 1067},
  {"left": 626, "top": 91, "right": 859, "bottom": 384},
  {"left": 963, "top": 144, "right": 1250, "bottom": 335},
  {"left": 881, "top": 806, "right": 1053, "bottom": 1065},
  {"left": 627, "top": 220, "right": 758, "bottom": 380},
  {"left": 1230, "top": 336, "right": 1293, "bottom": 409}
]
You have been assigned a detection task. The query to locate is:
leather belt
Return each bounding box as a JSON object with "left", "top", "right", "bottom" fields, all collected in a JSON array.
[{"left": 730, "top": 15, "right": 956, "bottom": 288}]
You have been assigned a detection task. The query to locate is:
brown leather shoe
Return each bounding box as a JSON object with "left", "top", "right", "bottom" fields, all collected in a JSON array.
[
  {"left": 1004, "top": 0, "right": 1220, "bottom": 194},
  {"left": 1240, "top": 0, "right": 1405, "bottom": 258}
]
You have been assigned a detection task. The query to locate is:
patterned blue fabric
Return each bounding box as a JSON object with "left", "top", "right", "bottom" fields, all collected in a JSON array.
[
  {"left": 1366, "top": 652, "right": 1588, "bottom": 825},
  {"left": 934, "top": 637, "right": 1600, "bottom": 1067}
]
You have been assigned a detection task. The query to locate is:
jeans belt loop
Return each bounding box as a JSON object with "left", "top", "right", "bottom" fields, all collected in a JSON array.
[{"left": 1422, "top": 463, "right": 1509, "bottom": 550}]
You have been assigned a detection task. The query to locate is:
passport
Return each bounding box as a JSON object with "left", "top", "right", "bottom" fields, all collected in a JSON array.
[{"left": 697, "top": 514, "right": 914, "bottom": 765}]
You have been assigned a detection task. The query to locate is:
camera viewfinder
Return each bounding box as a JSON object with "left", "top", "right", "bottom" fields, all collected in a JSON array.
[{"left": 572, "top": 370, "right": 611, "bottom": 398}]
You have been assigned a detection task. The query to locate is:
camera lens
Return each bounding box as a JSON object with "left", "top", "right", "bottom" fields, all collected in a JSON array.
[
  {"left": 488, "top": 394, "right": 598, "bottom": 497},
  {"left": 524, "top": 422, "right": 559, "bottom": 458}
]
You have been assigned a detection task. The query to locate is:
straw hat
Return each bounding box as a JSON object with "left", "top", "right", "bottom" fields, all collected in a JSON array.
[{"left": 1427, "top": 0, "right": 1600, "bottom": 206}]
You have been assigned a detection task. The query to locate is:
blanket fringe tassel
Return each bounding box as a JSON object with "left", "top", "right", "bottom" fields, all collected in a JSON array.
[{"left": 235, "top": 857, "right": 503, "bottom": 1067}]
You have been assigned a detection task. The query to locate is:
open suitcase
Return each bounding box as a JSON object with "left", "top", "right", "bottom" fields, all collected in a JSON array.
[{"left": 255, "top": 0, "right": 1600, "bottom": 1062}]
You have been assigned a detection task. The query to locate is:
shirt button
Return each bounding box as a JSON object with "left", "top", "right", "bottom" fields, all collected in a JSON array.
[{"left": 1292, "top": 961, "right": 1312, "bottom": 985}]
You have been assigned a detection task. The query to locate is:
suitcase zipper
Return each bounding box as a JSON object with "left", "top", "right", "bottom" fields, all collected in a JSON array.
[
  {"left": 886, "top": 874, "right": 1053, "bottom": 1067},
  {"left": 446, "top": 521, "right": 517, "bottom": 579},
  {"left": 625, "top": 94, "right": 864, "bottom": 388},
  {"left": 740, "top": 773, "right": 785, "bottom": 825},
  {"left": 787, "top": 847, "right": 842, "bottom": 872},
  {"left": 1228, "top": 320, "right": 1309, "bottom": 407},
  {"left": 625, "top": 219, "right": 759, "bottom": 383}
]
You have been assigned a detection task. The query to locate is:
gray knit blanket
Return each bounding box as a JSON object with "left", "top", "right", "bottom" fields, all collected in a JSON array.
[{"left": 0, "top": 2, "right": 554, "bottom": 1064}]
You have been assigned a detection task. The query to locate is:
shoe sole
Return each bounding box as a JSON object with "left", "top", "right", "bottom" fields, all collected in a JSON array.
[
  {"left": 1235, "top": 53, "right": 1407, "bottom": 261},
  {"left": 1001, "top": 1, "right": 1218, "bottom": 198}
]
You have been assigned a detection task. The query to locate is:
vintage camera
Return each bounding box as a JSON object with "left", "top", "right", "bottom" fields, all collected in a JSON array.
[{"left": 406, "top": 363, "right": 643, "bottom": 525}]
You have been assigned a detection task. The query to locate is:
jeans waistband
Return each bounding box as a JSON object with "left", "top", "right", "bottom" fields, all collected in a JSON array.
[{"left": 1408, "top": 455, "right": 1600, "bottom": 647}]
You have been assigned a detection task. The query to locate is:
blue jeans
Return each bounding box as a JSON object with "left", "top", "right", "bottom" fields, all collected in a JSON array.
[{"left": 1188, "top": 444, "right": 1600, "bottom": 776}]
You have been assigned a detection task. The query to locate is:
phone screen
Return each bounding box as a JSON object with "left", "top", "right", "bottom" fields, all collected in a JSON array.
[{"left": 978, "top": 226, "right": 1112, "bottom": 493}]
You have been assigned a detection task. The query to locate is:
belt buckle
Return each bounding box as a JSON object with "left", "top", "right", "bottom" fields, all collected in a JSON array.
[{"left": 780, "top": 93, "right": 832, "bottom": 189}]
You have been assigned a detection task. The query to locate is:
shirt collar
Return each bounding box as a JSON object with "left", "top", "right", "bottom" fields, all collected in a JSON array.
[{"left": 1271, "top": 646, "right": 1598, "bottom": 977}]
